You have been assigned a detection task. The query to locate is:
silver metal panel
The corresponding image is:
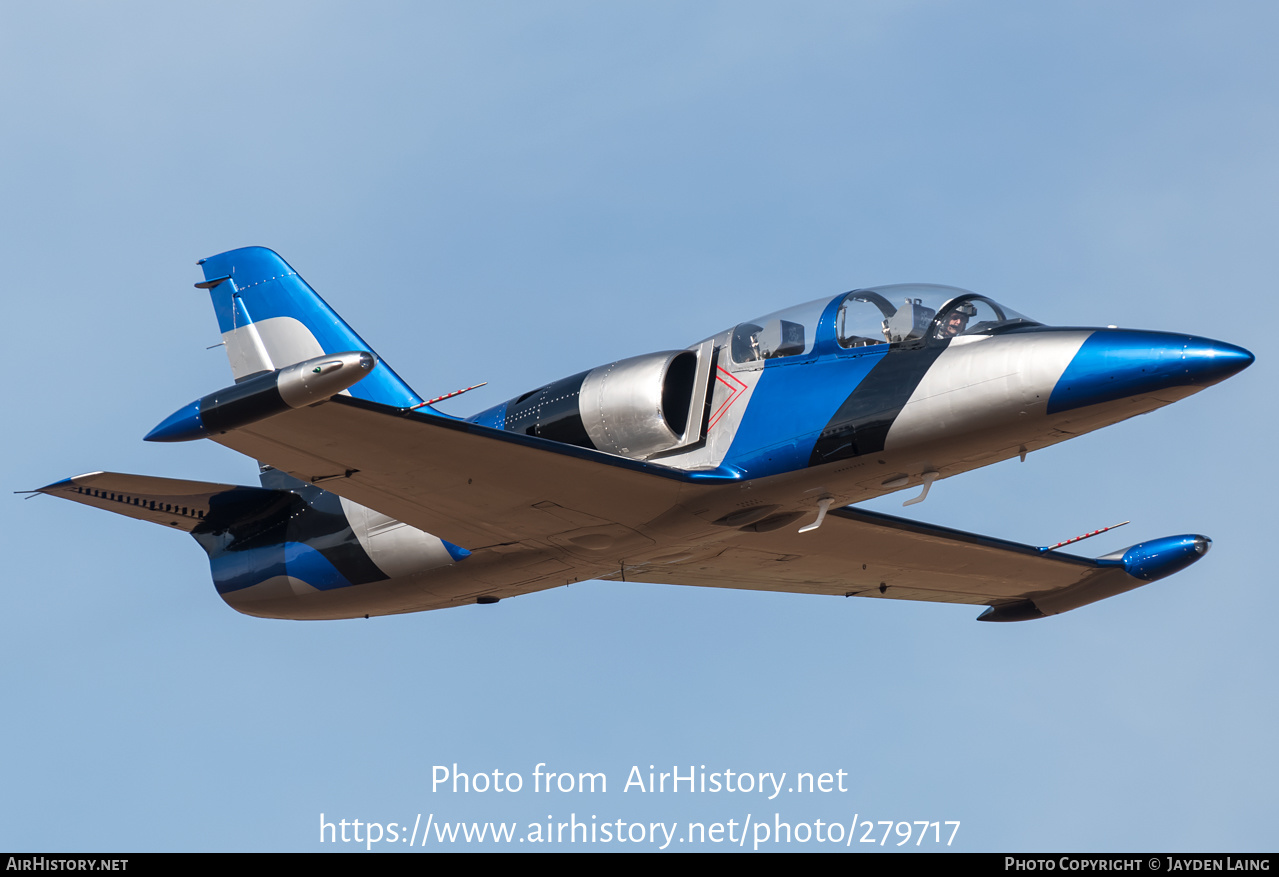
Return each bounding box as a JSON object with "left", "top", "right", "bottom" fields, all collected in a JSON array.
[
  {"left": 579, "top": 350, "right": 688, "bottom": 458},
  {"left": 885, "top": 331, "right": 1092, "bottom": 451},
  {"left": 659, "top": 331, "right": 761, "bottom": 470},
  {"left": 670, "top": 338, "right": 715, "bottom": 449},
  {"left": 223, "top": 316, "right": 325, "bottom": 381},
  {"left": 339, "top": 496, "right": 461, "bottom": 579},
  {"left": 277, "top": 351, "right": 374, "bottom": 408}
]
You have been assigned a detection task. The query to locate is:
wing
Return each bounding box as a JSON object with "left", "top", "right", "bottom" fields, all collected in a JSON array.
[
  {"left": 204, "top": 395, "right": 734, "bottom": 549},
  {"left": 601, "top": 506, "right": 1161, "bottom": 621},
  {"left": 199, "top": 395, "right": 1203, "bottom": 620}
]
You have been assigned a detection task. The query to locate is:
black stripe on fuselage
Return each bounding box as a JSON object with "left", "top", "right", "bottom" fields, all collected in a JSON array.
[
  {"left": 500, "top": 370, "right": 595, "bottom": 449},
  {"left": 808, "top": 340, "right": 949, "bottom": 466},
  {"left": 192, "top": 482, "right": 389, "bottom": 586}
]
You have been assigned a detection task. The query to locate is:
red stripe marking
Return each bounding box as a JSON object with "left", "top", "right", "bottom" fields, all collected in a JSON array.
[{"left": 708, "top": 366, "right": 748, "bottom": 431}]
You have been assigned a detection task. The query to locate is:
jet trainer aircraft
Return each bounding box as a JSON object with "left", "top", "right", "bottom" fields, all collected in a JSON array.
[{"left": 40, "top": 247, "right": 1254, "bottom": 622}]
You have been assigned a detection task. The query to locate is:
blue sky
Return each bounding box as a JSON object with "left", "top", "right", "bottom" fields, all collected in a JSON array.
[{"left": 3, "top": 1, "right": 1275, "bottom": 851}]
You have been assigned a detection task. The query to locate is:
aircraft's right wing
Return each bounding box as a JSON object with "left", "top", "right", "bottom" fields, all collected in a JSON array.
[
  {"left": 202, "top": 394, "right": 730, "bottom": 550},
  {"left": 601, "top": 506, "right": 1210, "bottom": 621}
]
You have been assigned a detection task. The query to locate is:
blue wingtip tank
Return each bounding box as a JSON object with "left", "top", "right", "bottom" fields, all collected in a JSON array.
[{"left": 146, "top": 351, "right": 375, "bottom": 442}]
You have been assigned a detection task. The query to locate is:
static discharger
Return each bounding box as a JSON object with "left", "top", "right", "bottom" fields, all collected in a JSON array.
[
  {"left": 1041, "top": 521, "right": 1130, "bottom": 552},
  {"left": 409, "top": 382, "right": 488, "bottom": 410}
]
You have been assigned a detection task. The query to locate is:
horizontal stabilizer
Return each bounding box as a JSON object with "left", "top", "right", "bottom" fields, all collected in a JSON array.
[{"left": 36, "top": 472, "right": 275, "bottom": 532}]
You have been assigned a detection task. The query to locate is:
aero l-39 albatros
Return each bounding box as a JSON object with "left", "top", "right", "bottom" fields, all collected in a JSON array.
[{"left": 39, "top": 248, "right": 1253, "bottom": 622}]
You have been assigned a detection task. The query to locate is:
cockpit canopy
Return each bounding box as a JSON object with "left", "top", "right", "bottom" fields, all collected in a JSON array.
[
  {"left": 838, "top": 284, "right": 1039, "bottom": 347},
  {"left": 728, "top": 284, "right": 1039, "bottom": 365}
]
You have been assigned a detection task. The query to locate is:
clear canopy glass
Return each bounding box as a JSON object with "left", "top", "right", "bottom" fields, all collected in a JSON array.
[
  {"left": 728, "top": 298, "right": 828, "bottom": 364},
  {"left": 836, "top": 284, "right": 1039, "bottom": 347},
  {"left": 725, "top": 284, "right": 1039, "bottom": 363}
]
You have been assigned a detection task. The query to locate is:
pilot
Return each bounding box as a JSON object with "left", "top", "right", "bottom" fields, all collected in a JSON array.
[{"left": 937, "top": 302, "right": 976, "bottom": 338}]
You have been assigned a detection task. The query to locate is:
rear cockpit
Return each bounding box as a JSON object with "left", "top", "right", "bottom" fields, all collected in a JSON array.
[{"left": 729, "top": 298, "right": 827, "bottom": 364}]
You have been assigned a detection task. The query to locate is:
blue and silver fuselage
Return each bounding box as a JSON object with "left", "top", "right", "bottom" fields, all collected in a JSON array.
[
  {"left": 468, "top": 285, "right": 1252, "bottom": 485},
  {"left": 127, "top": 271, "right": 1252, "bottom": 619}
]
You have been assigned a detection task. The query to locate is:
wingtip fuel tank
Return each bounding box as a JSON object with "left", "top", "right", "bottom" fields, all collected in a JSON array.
[
  {"left": 976, "top": 534, "right": 1213, "bottom": 622},
  {"left": 145, "top": 351, "right": 375, "bottom": 443}
]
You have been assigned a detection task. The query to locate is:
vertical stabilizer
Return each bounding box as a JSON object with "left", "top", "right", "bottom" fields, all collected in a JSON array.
[{"left": 197, "top": 247, "right": 423, "bottom": 408}]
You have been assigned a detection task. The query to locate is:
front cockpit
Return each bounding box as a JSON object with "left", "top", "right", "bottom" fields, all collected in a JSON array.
[
  {"left": 725, "top": 284, "right": 1041, "bottom": 365},
  {"left": 839, "top": 284, "right": 1039, "bottom": 345}
]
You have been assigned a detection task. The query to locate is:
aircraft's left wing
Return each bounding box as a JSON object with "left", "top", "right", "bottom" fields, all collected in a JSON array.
[{"left": 600, "top": 507, "right": 1210, "bottom": 621}]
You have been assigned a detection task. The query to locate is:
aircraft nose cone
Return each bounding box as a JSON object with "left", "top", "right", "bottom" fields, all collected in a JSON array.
[
  {"left": 1047, "top": 330, "right": 1254, "bottom": 415},
  {"left": 1182, "top": 336, "right": 1254, "bottom": 384}
]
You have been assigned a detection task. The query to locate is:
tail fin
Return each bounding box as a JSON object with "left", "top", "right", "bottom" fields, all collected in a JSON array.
[{"left": 196, "top": 247, "right": 422, "bottom": 408}]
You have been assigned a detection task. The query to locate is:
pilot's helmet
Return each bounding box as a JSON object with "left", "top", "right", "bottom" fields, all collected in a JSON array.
[{"left": 939, "top": 301, "right": 977, "bottom": 336}]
